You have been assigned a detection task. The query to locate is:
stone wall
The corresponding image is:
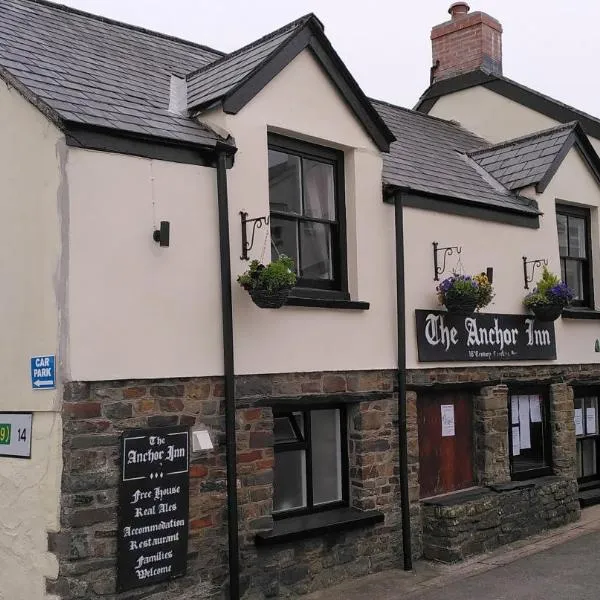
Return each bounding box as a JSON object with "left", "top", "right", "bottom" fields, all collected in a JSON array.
[
  {"left": 49, "top": 378, "right": 229, "bottom": 599},
  {"left": 473, "top": 385, "right": 510, "bottom": 485},
  {"left": 50, "top": 370, "right": 418, "bottom": 600},
  {"left": 422, "top": 476, "right": 580, "bottom": 563},
  {"left": 235, "top": 371, "right": 418, "bottom": 598}
]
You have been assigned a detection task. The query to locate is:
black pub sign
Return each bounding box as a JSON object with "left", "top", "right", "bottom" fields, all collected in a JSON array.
[
  {"left": 416, "top": 310, "right": 557, "bottom": 362},
  {"left": 117, "top": 425, "right": 190, "bottom": 592}
]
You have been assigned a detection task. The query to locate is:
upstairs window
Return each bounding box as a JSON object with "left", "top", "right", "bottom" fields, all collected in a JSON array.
[
  {"left": 268, "top": 134, "right": 347, "bottom": 297},
  {"left": 556, "top": 205, "right": 593, "bottom": 307}
]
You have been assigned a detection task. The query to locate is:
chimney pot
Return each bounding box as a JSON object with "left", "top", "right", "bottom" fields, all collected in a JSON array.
[
  {"left": 449, "top": 2, "right": 470, "bottom": 19},
  {"left": 431, "top": 5, "right": 502, "bottom": 82}
]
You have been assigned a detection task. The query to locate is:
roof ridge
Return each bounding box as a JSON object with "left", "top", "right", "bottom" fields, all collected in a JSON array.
[
  {"left": 186, "top": 13, "right": 317, "bottom": 80},
  {"left": 19, "top": 0, "right": 225, "bottom": 57},
  {"left": 469, "top": 121, "right": 578, "bottom": 156}
]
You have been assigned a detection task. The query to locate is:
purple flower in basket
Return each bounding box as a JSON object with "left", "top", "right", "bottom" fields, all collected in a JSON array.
[{"left": 548, "top": 282, "right": 574, "bottom": 305}]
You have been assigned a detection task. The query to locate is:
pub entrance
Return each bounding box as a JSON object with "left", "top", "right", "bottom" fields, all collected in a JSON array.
[
  {"left": 417, "top": 391, "right": 474, "bottom": 498},
  {"left": 574, "top": 390, "right": 600, "bottom": 507}
]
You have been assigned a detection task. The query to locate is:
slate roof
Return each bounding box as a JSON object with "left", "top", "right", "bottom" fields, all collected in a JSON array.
[
  {"left": 469, "top": 122, "right": 577, "bottom": 190},
  {"left": 372, "top": 99, "right": 540, "bottom": 215},
  {"left": 0, "top": 0, "right": 225, "bottom": 147},
  {"left": 187, "top": 15, "right": 313, "bottom": 111}
]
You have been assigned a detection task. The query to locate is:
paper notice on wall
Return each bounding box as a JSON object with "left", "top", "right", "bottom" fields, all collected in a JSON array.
[
  {"left": 587, "top": 408, "right": 597, "bottom": 435},
  {"left": 574, "top": 408, "right": 584, "bottom": 436},
  {"left": 512, "top": 426, "right": 521, "bottom": 456},
  {"left": 441, "top": 404, "right": 455, "bottom": 437},
  {"left": 574, "top": 409, "right": 584, "bottom": 436},
  {"left": 511, "top": 399, "right": 519, "bottom": 425},
  {"left": 529, "top": 396, "right": 542, "bottom": 423},
  {"left": 519, "top": 396, "right": 531, "bottom": 450}
]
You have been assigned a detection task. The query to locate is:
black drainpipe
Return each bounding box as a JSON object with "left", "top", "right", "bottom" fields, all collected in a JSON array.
[
  {"left": 215, "top": 144, "right": 240, "bottom": 599},
  {"left": 395, "top": 190, "right": 412, "bottom": 571}
]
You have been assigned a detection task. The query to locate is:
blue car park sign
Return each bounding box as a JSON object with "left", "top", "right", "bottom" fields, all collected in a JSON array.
[{"left": 31, "top": 355, "right": 56, "bottom": 390}]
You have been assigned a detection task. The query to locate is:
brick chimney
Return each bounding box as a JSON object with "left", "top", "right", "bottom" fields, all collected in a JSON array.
[{"left": 431, "top": 2, "right": 502, "bottom": 83}]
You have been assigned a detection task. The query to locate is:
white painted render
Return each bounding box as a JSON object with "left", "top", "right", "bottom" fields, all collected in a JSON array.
[
  {"left": 67, "top": 151, "right": 223, "bottom": 380},
  {"left": 426, "top": 86, "right": 558, "bottom": 143},
  {"left": 68, "top": 49, "right": 396, "bottom": 380},
  {"left": 0, "top": 81, "right": 62, "bottom": 599},
  {"left": 404, "top": 145, "right": 600, "bottom": 369},
  {"left": 199, "top": 50, "right": 396, "bottom": 375},
  {"left": 427, "top": 84, "right": 600, "bottom": 156}
]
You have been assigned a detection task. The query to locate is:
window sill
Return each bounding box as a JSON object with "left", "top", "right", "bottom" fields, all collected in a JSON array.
[
  {"left": 254, "top": 507, "right": 384, "bottom": 546},
  {"left": 286, "top": 296, "right": 370, "bottom": 310},
  {"left": 562, "top": 308, "right": 600, "bottom": 320}
]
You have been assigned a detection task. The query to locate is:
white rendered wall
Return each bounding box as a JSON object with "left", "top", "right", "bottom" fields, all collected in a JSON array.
[{"left": 0, "top": 80, "right": 62, "bottom": 599}]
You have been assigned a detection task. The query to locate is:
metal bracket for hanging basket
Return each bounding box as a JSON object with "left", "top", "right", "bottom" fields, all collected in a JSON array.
[
  {"left": 240, "top": 211, "right": 270, "bottom": 261},
  {"left": 522, "top": 256, "right": 548, "bottom": 289},
  {"left": 433, "top": 242, "right": 462, "bottom": 281}
]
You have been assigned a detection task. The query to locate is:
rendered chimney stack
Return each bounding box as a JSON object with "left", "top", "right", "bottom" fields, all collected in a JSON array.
[{"left": 431, "top": 3, "right": 503, "bottom": 83}]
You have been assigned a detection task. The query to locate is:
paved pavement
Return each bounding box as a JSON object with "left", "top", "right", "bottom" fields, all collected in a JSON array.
[{"left": 305, "top": 505, "right": 600, "bottom": 600}]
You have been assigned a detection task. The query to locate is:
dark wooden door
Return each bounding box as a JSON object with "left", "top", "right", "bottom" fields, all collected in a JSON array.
[{"left": 418, "top": 391, "right": 473, "bottom": 498}]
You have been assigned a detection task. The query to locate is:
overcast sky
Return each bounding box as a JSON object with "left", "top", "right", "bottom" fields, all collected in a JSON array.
[{"left": 56, "top": 0, "right": 600, "bottom": 116}]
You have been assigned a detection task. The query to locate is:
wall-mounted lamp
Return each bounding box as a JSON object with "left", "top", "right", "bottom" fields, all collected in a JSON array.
[
  {"left": 486, "top": 267, "right": 494, "bottom": 284},
  {"left": 153, "top": 221, "right": 170, "bottom": 247},
  {"left": 191, "top": 426, "right": 214, "bottom": 452},
  {"left": 522, "top": 256, "right": 548, "bottom": 289}
]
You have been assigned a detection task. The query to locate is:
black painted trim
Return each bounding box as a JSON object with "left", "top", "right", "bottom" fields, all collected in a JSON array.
[
  {"left": 536, "top": 131, "right": 577, "bottom": 194},
  {"left": 390, "top": 191, "right": 540, "bottom": 229},
  {"left": 257, "top": 391, "right": 392, "bottom": 410},
  {"left": 64, "top": 122, "right": 228, "bottom": 167},
  {"left": 285, "top": 297, "right": 369, "bottom": 310},
  {"left": 268, "top": 133, "right": 348, "bottom": 295},
  {"left": 216, "top": 151, "right": 240, "bottom": 599},
  {"left": 220, "top": 19, "right": 394, "bottom": 152},
  {"left": 394, "top": 192, "right": 412, "bottom": 571},
  {"left": 562, "top": 308, "right": 600, "bottom": 320},
  {"left": 254, "top": 508, "right": 384, "bottom": 545}
]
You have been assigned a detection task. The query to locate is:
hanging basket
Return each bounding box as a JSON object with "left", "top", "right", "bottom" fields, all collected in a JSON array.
[
  {"left": 529, "top": 302, "right": 564, "bottom": 322},
  {"left": 444, "top": 296, "right": 478, "bottom": 316},
  {"left": 249, "top": 287, "right": 291, "bottom": 309}
]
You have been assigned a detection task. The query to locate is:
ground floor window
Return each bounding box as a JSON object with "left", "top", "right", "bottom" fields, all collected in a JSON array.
[
  {"left": 273, "top": 407, "right": 348, "bottom": 516},
  {"left": 508, "top": 390, "right": 552, "bottom": 479},
  {"left": 574, "top": 394, "right": 600, "bottom": 481}
]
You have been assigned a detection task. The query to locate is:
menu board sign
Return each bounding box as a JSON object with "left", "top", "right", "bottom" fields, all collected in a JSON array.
[{"left": 117, "top": 426, "right": 189, "bottom": 592}]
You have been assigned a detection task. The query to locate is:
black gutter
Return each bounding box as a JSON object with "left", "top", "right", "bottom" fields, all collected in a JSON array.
[
  {"left": 216, "top": 145, "right": 240, "bottom": 599},
  {"left": 394, "top": 191, "right": 412, "bottom": 571}
]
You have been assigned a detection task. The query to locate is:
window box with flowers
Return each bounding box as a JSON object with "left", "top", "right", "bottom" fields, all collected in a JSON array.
[
  {"left": 436, "top": 273, "right": 494, "bottom": 315},
  {"left": 524, "top": 266, "right": 574, "bottom": 322}
]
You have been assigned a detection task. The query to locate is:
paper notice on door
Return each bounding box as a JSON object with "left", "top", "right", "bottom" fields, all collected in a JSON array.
[
  {"left": 586, "top": 408, "right": 597, "bottom": 435},
  {"left": 574, "top": 408, "right": 584, "bottom": 436},
  {"left": 529, "top": 396, "right": 542, "bottom": 423},
  {"left": 441, "top": 404, "right": 455, "bottom": 437},
  {"left": 512, "top": 426, "right": 521, "bottom": 456},
  {"left": 519, "top": 396, "right": 531, "bottom": 449},
  {"left": 511, "top": 398, "right": 519, "bottom": 425}
]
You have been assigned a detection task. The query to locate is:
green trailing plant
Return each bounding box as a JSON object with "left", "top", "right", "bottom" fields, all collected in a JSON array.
[
  {"left": 237, "top": 255, "right": 297, "bottom": 293},
  {"left": 523, "top": 266, "right": 573, "bottom": 309}
]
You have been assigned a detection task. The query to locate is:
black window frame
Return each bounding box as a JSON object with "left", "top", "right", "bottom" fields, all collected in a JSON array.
[
  {"left": 272, "top": 405, "right": 349, "bottom": 520},
  {"left": 573, "top": 387, "right": 600, "bottom": 483},
  {"left": 556, "top": 204, "right": 594, "bottom": 308},
  {"left": 268, "top": 133, "right": 349, "bottom": 301},
  {"left": 508, "top": 387, "right": 553, "bottom": 481}
]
